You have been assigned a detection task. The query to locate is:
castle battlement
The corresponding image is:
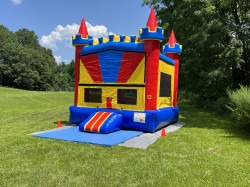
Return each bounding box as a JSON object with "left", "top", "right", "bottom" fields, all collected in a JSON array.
[
  {"left": 163, "top": 43, "right": 182, "bottom": 54},
  {"left": 72, "top": 34, "right": 91, "bottom": 46},
  {"left": 72, "top": 34, "right": 142, "bottom": 47},
  {"left": 139, "top": 27, "right": 164, "bottom": 41}
]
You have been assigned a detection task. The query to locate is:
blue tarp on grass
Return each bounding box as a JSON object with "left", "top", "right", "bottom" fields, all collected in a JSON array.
[{"left": 33, "top": 126, "right": 143, "bottom": 146}]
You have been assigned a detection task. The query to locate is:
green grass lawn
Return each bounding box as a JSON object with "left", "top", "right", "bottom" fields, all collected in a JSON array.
[{"left": 0, "top": 87, "right": 249, "bottom": 186}]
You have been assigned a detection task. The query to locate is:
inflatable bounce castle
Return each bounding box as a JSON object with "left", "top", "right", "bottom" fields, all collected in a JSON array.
[{"left": 69, "top": 8, "right": 182, "bottom": 134}]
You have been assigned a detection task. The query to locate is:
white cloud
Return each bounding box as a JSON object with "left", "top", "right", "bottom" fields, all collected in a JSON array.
[
  {"left": 54, "top": 55, "right": 62, "bottom": 63},
  {"left": 87, "top": 22, "right": 109, "bottom": 39},
  {"left": 11, "top": 0, "right": 23, "bottom": 5},
  {"left": 40, "top": 22, "right": 112, "bottom": 51},
  {"left": 54, "top": 55, "right": 69, "bottom": 64},
  {"left": 40, "top": 24, "right": 78, "bottom": 50}
]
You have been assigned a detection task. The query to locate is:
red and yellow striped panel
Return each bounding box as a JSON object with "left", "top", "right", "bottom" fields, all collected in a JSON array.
[
  {"left": 84, "top": 112, "right": 103, "bottom": 132},
  {"left": 84, "top": 112, "right": 112, "bottom": 133},
  {"left": 91, "top": 112, "right": 112, "bottom": 133}
]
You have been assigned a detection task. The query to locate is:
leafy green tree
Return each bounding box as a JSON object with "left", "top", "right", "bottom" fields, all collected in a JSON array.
[
  {"left": 15, "top": 29, "right": 40, "bottom": 48},
  {"left": 67, "top": 60, "right": 75, "bottom": 77},
  {"left": 66, "top": 60, "right": 75, "bottom": 85},
  {"left": 0, "top": 25, "right": 59, "bottom": 90},
  {"left": 0, "top": 25, "right": 16, "bottom": 48},
  {"left": 54, "top": 61, "right": 75, "bottom": 90},
  {"left": 143, "top": 0, "right": 249, "bottom": 105}
]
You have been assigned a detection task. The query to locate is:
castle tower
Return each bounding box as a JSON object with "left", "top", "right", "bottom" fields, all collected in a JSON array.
[
  {"left": 163, "top": 30, "right": 182, "bottom": 107},
  {"left": 72, "top": 18, "right": 90, "bottom": 106},
  {"left": 139, "top": 8, "right": 164, "bottom": 110}
]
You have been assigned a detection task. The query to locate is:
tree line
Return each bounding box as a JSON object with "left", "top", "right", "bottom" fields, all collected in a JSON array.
[
  {"left": 0, "top": 25, "right": 74, "bottom": 91},
  {"left": 143, "top": 0, "right": 249, "bottom": 111}
]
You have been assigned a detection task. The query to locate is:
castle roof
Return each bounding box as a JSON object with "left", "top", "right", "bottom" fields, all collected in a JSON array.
[
  {"left": 78, "top": 17, "right": 88, "bottom": 38},
  {"left": 168, "top": 30, "right": 177, "bottom": 47},
  {"left": 146, "top": 8, "right": 158, "bottom": 31}
]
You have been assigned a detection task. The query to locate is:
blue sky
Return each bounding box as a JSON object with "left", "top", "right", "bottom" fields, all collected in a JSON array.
[{"left": 0, "top": 0, "right": 151, "bottom": 63}]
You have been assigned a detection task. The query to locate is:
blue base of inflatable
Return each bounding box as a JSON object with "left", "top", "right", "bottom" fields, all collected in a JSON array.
[{"left": 69, "top": 106, "right": 179, "bottom": 132}]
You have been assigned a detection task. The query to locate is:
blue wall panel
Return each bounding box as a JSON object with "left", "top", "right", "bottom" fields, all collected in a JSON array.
[{"left": 98, "top": 51, "right": 123, "bottom": 82}]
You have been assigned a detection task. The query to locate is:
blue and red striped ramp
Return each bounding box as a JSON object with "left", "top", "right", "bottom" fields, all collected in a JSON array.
[
  {"left": 33, "top": 127, "right": 143, "bottom": 146},
  {"left": 79, "top": 112, "right": 122, "bottom": 134}
]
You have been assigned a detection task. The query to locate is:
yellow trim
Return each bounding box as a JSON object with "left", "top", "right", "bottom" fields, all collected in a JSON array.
[
  {"left": 72, "top": 35, "right": 76, "bottom": 40},
  {"left": 157, "top": 60, "right": 175, "bottom": 109},
  {"left": 113, "top": 34, "right": 120, "bottom": 42},
  {"left": 97, "top": 113, "right": 112, "bottom": 133},
  {"left": 127, "top": 57, "right": 145, "bottom": 84},
  {"left": 124, "top": 36, "right": 131, "bottom": 42},
  {"left": 144, "top": 27, "right": 163, "bottom": 32},
  {"left": 93, "top": 39, "right": 99, "bottom": 45},
  {"left": 135, "top": 36, "right": 141, "bottom": 43},
  {"left": 103, "top": 37, "right": 109, "bottom": 43}
]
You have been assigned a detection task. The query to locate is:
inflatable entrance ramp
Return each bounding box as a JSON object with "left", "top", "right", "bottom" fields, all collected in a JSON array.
[{"left": 79, "top": 112, "right": 122, "bottom": 134}]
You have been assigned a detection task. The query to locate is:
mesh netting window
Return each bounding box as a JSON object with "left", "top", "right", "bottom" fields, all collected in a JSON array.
[
  {"left": 117, "top": 89, "right": 137, "bottom": 105},
  {"left": 84, "top": 88, "right": 102, "bottom": 103},
  {"left": 160, "top": 73, "right": 171, "bottom": 97}
]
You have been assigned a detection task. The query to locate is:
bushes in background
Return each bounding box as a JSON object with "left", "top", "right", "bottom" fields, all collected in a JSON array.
[{"left": 227, "top": 86, "right": 250, "bottom": 126}]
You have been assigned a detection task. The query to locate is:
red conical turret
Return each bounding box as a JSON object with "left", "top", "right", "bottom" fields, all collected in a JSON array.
[
  {"left": 168, "top": 30, "right": 177, "bottom": 47},
  {"left": 164, "top": 30, "right": 182, "bottom": 107},
  {"left": 78, "top": 17, "right": 88, "bottom": 38},
  {"left": 146, "top": 8, "right": 158, "bottom": 31}
]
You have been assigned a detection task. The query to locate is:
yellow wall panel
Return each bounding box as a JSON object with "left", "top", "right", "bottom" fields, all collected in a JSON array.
[
  {"left": 79, "top": 60, "right": 94, "bottom": 84},
  {"left": 157, "top": 60, "right": 175, "bottom": 109},
  {"left": 127, "top": 57, "right": 145, "bottom": 84}
]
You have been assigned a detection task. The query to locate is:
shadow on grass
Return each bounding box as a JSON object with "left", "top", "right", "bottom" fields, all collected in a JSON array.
[{"left": 179, "top": 101, "right": 250, "bottom": 141}]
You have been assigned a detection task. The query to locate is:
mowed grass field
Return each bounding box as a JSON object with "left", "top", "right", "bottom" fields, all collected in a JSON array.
[{"left": 0, "top": 87, "right": 249, "bottom": 186}]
